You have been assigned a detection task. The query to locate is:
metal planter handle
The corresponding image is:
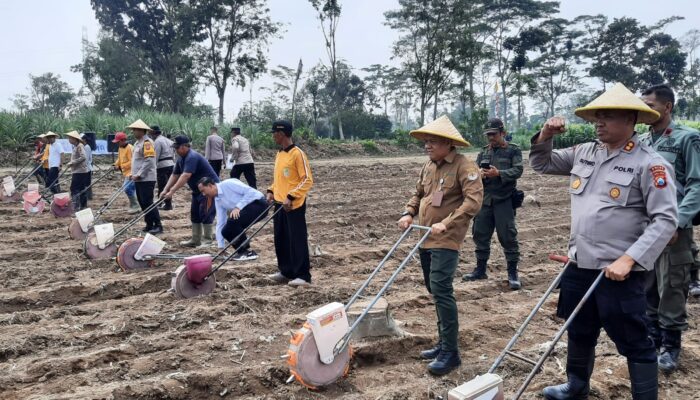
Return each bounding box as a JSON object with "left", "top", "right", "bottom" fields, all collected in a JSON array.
[{"left": 332, "top": 224, "right": 432, "bottom": 357}]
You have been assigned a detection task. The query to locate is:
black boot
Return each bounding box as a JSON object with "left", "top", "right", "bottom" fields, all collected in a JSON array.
[
  {"left": 658, "top": 329, "right": 681, "bottom": 374},
  {"left": 427, "top": 350, "right": 461, "bottom": 375},
  {"left": 507, "top": 261, "right": 522, "bottom": 290},
  {"left": 463, "top": 259, "right": 488, "bottom": 281},
  {"left": 420, "top": 341, "right": 442, "bottom": 360},
  {"left": 647, "top": 322, "right": 661, "bottom": 351},
  {"left": 543, "top": 340, "right": 594, "bottom": 400},
  {"left": 628, "top": 361, "right": 658, "bottom": 399}
]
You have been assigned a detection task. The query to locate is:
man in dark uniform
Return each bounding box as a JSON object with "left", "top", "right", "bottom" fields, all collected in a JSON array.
[
  {"left": 530, "top": 83, "right": 678, "bottom": 399},
  {"left": 161, "top": 136, "right": 220, "bottom": 247},
  {"left": 640, "top": 84, "right": 700, "bottom": 373},
  {"left": 463, "top": 118, "right": 524, "bottom": 290}
]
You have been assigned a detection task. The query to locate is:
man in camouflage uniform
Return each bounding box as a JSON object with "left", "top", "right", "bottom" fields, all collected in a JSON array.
[
  {"left": 640, "top": 84, "right": 700, "bottom": 373},
  {"left": 463, "top": 118, "right": 524, "bottom": 290}
]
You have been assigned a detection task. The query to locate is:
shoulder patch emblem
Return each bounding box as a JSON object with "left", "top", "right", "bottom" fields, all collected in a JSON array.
[
  {"left": 650, "top": 165, "right": 667, "bottom": 189},
  {"left": 623, "top": 141, "right": 635, "bottom": 152},
  {"left": 143, "top": 141, "right": 155, "bottom": 158},
  {"left": 468, "top": 170, "right": 479, "bottom": 181}
]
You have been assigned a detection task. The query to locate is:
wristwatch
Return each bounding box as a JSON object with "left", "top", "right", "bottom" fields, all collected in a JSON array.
[{"left": 401, "top": 210, "right": 414, "bottom": 218}]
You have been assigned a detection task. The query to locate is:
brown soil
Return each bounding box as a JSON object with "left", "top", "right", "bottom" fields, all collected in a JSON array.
[{"left": 1, "top": 154, "right": 698, "bottom": 400}]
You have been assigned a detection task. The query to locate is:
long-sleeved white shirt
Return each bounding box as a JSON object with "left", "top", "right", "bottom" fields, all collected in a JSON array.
[
  {"left": 48, "top": 142, "right": 62, "bottom": 168},
  {"left": 214, "top": 178, "right": 264, "bottom": 248}
]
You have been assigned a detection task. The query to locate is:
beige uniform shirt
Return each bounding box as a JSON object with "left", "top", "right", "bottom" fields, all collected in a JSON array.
[
  {"left": 205, "top": 134, "right": 226, "bottom": 161},
  {"left": 405, "top": 150, "right": 483, "bottom": 250},
  {"left": 231, "top": 135, "right": 254, "bottom": 165}
]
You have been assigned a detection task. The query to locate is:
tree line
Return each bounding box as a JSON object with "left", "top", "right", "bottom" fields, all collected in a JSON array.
[{"left": 8, "top": 0, "right": 700, "bottom": 142}]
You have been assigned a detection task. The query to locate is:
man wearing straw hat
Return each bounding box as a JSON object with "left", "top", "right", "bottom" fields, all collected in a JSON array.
[
  {"left": 128, "top": 119, "right": 163, "bottom": 234},
  {"left": 530, "top": 83, "right": 678, "bottom": 399},
  {"left": 31, "top": 134, "right": 47, "bottom": 185},
  {"left": 398, "top": 115, "right": 483, "bottom": 376},
  {"left": 639, "top": 84, "right": 700, "bottom": 374},
  {"left": 44, "top": 132, "right": 62, "bottom": 194},
  {"left": 66, "top": 131, "right": 90, "bottom": 211}
]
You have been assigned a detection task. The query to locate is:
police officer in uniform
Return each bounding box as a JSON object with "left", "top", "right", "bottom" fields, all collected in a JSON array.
[
  {"left": 530, "top": 83, "right": 678, "bottom": 400},
  {"left": 398, "top": 115, "right": 483, "bottom": 376},
  {"left": 640, "top": 84, "right": 700, "bottom": 373},
  {"left": 128, "top": 119, "right": 163, "bottom": 234},
  {"left": 463, "top": 118, "right": 523, "bottom": 289},
  {"left": 149, "top": 125, "right": 175, "bottom": 210}
]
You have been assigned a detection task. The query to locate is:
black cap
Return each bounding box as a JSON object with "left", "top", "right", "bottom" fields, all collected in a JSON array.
[
  {"left": 270, "top": 120, "right": 293, "bottom": 135},
  {"left": 483, "top": 118, "right": 505, "bottom": 134},
  {"left": 151, "top": 125, "right": 162, "bottom": 134},
  {"left": 173, "top": 135, "right": 191, "bottom": 148},
  {"left": 231, "top": 127, "right": 241, "bottom": 134}
]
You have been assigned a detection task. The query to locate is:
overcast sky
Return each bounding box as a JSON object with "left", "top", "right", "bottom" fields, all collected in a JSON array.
[{"left": 1, "top": 0, "right": 698, "bottom": 120}]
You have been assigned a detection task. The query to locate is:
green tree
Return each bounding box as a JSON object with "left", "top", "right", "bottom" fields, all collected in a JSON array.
[
  {"left": 309, "top": 0, "right": 344, "bottom": 139},
  {"left": 193, "top": 0, "right": 276, "bottom": 125},
  {"left": 25, "top": 73, "right": 75, "bottom": 117},
  {"left": 270, "top": 60, "right": 304, "bottom": 125},
  {"left": 90, "top": 0, "right": 201, "bottom": 113},
  {"left": 385, "top": 0, "right": 456, "bottom": 125},
  {"left": 636, "top": 33, "right": 687, "bottom": 89}
]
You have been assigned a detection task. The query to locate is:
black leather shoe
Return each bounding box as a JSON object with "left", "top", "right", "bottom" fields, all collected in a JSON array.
[
  {"left": 427, "top": 350, "right": 461, "bottom": 375},
  {"left": 507, "top": 261, "right": 522, "bottom": 290},
  {"left": 148, "top": 225, "right": 163, "bottom": 235},
  {"left": 543, "top": 340, "right": 594, "bottom": 400},
  {"left": 141, "top": 225, "right": 151, "bottom": 232},
  {"left": 420, "top": 342, "right": 442, "bottom": 360}
]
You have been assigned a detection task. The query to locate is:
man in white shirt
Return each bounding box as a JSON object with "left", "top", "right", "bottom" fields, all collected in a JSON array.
[{"left": 198, "top": 177, "right": 268, "bottom": 261}]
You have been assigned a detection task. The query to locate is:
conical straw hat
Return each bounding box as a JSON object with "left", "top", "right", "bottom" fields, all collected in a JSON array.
[
  {"left": 575, "top": 82, "right": 660, "bottom": 124},
  {"left": 44, "top": 131, "right": 59, "bottom": 138},
  {"left": 410, "top": 115, "right": 470, "bottom": 147},
  {"left": 65, "top": 130, "right": 84, "bottom": 143},
  {"left": 127, "top": 119, "right": 152, "bottom": 131}
]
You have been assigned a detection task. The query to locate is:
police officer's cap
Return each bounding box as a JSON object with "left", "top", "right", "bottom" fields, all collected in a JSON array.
[
  {"left": 271, "top": 120, "right": 293, "bottom": 135},
  {"left": 483, "top": 118, "right": 505, "bottom": 135}
]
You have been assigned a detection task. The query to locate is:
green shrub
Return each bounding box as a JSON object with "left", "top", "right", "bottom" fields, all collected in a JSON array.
[{"left": 360, "top": 139, "right": 380, "bottom": 154}]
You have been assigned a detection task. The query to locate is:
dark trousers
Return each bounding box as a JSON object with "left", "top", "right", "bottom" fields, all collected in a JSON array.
[
  {"left": 47, "top": 167, "right": 61, "bottom": 193},
  {"left": 191, "top": 192, "right": 216, "bottom": 224},
  {"left": 646, "top": 227, "right": 694, "bottom": 331},
  {"left": 208, "top": 159, "right": 222, "bottom": 177},
  {"left": 156, "top": 166, "right": 174, "bottom": 208},
  {"left": 558, "top": 265, "right": 656, "bottom": 363},
  {"left": 34, "top": 165, "right": 46, "bottom": 185},
  {"left": 419, "top": 249, "right": 460, "bottom": 352},
  {"left": 86, "top": 171, "right": 93, "bottom": 200},
  {"left": 273, "top": 202, "right": 311, "bottom": 282},
  {"left": 135, "top": 181, "right": 161, "bottom": 228},
  {"left": 70, "top": 172, "right": 90, "bottom": 210},
  {"left": 472, "top": 199, "right": 520, "bottom": 263},
  {"left": 231, "top": 163, "right": 257, "bottom": 189},
  {"left": 221, "top": 199, "right": 268, "bottom": 252}
]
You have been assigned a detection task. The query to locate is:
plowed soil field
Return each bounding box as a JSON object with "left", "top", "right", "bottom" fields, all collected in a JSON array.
[{"left": 1, "top": 154, "right": 698, "bottom": 399}]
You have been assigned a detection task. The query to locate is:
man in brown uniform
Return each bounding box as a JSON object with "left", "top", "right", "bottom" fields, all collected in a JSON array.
[{"left": 398, "top": 115, "right": 483, "bottom": 375}]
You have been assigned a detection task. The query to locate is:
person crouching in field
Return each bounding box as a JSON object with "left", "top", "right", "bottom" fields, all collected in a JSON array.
[{"left": 398, "top": 115, "right": 483, "bottom": 376}]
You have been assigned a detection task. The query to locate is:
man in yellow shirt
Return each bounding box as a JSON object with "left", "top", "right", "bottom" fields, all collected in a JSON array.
[
  {"left": 112, "top": 132, "right": 139, "bottom": 213},
  {"left": 266, "top": 120, "right": 314, "bottom": 287}
]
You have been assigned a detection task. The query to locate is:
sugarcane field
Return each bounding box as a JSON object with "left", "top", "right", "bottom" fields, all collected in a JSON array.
[{"left": 3, "top": 1, "right": 700, "bottom": 400}]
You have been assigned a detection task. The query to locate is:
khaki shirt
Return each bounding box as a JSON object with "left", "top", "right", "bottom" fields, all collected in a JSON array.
[
  {"left": 405, "top": 150, "right": 483, "bottom": 251},
  {"left": 205, "top": 134, "right": 226, "bottom": 161},
  {"left": 69, "top": 143, "right": 89, "bottom": 174},
  {"left": 529, "top": 133, "right": 678, "bottom": 271},
  {"left": 131, "top": 137, "right": 157, "bottom": 182},
  {"left": 231, "top": 135, "right": 254, "bottom": 165},
  {"left": 153, "top": 135, "right": 175, "bottom": 169}
]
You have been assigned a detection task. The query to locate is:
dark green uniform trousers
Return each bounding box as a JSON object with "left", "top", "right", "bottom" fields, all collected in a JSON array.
[
  {"left": 420, "top": 248, "right": 459, "bottom": 352},
  {"left": 472, "top": 199, "right": 519, "bottom": 263},
  {"left": 646, "top": 228, "right": 694, "bottom": 331}
]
